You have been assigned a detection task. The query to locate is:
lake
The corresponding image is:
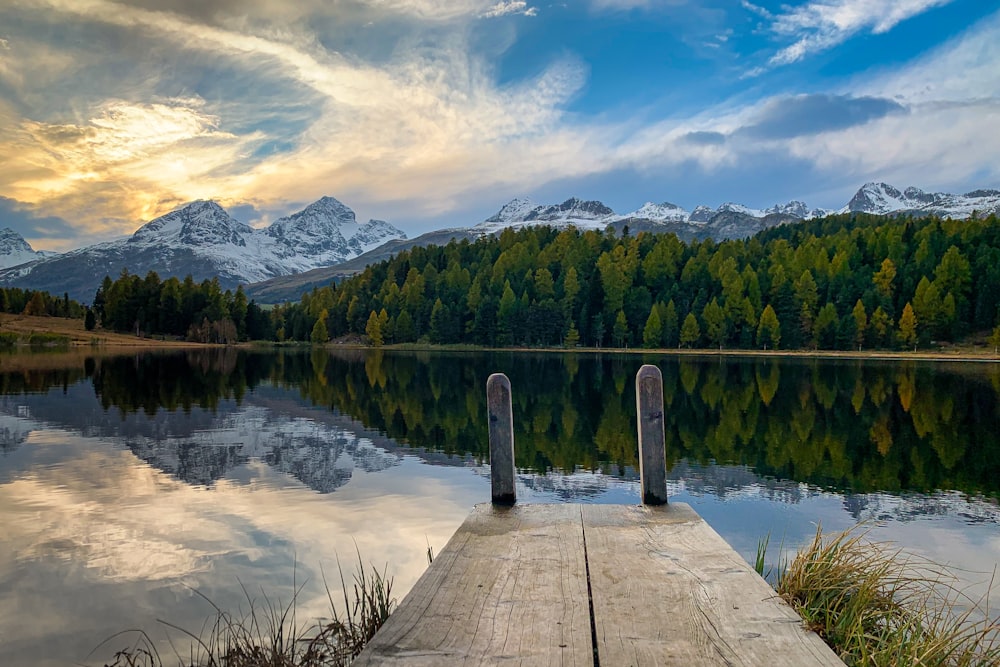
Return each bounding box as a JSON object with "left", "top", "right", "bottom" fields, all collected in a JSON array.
[{"left": 1, "top": 348, "right": 998, "bottom": 665}]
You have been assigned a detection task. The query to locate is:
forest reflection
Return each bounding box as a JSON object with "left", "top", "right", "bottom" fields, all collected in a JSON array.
[{"left": 2, "top": 348, "right": 998, "bottom": 498}]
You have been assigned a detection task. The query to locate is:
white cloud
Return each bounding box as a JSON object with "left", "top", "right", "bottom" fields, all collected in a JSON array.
[
  {"left": 480, "top": 1, "right": 537, "bottom": 18},
  {"left": 765, "top": 0, "right": 955, "bottom": 66}
]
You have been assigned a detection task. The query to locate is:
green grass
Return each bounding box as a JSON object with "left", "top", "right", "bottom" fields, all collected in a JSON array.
[
  {"left": 771, "top": 526, "right": 1000, "bottom": 666},
  {"left": 91, "top": 554, "right": 395, "bottom": 667}
]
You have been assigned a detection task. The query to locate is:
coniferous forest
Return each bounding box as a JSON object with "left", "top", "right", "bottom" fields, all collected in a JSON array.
[{"left": 92, "top": 212, "right": 1000, "bottom": 350}]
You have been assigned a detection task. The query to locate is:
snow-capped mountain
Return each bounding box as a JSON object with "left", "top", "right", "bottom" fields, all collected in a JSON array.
[
  {"left": 476, "top": 197, "right": 616, "bottom": 233},
  {"left": 0, "top": 228, "right": 59, "bottom": 270},
  {"left": 844, "top": 182, "right": 1000, "bottom": 218},
  {"left": 0, "top": 197, "right": 405, "bottom": 301},
  {"left": 265, "top": 196, "right": 401, "bottom": 265},
  {"left": 624, "top": 201, "right": 691, "bottom": 223}
]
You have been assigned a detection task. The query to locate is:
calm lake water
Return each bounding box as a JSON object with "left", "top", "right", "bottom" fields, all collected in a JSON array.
[{"left": 1, "top": 348, "right": 998, "bottom": 665}]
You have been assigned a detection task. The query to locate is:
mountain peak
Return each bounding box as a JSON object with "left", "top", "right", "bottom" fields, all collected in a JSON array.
[
  {"left": 0, "top": 227, "right": 34, "bottom": 254},
  {"left": 485, "top": 197, "right": 537, "bottom": 223},
  {"left": 298, "top": 196, "right": 357, "bottom": 224}
]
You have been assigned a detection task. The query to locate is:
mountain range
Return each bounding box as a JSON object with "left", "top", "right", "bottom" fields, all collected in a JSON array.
[
  {"left": 2, "top": 182, "right": 998, "bottom": 303},
  {"left": 0, "top": 197, "right": 404, "bottom": 301}
]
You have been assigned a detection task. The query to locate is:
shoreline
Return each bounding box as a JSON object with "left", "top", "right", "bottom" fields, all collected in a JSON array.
[{"left": 2, "top": 313, "right": 998, "bottom": 365}]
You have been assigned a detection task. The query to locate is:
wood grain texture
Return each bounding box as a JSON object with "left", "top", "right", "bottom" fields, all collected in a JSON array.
[
  {"left": 355, "top": 503, "right": 845, "bottom": 666},
  {"left": 353, "top": 503, "right": 592, "bottom": 666},
  {"left": 486, "top": 373, "right": 516, "bottom": 504},
  {"left": 635, "top": 364, "right": 668, "bottom": 505},
  {"left": 582, "top": 503, "right": 844, "bottom": 666}
]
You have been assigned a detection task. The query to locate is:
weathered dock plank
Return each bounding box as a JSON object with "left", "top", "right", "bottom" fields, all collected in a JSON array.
[
  {"left": 353, "top": 503, "right": 593, "bottom": 666},
  {"left": 354, "top": 502, "right": 844, "bottom": 666},
  {"left": 582, "top": 503, "right": 843, "bottom": 666}
]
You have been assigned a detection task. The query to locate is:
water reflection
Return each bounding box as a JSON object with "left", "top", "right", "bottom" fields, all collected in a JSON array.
[
  {"left": 0, "top": 348, "right": 998, "bottom": 665},
  {"left": 3, "top": 348, "right": 1000, "bottom": 499}
]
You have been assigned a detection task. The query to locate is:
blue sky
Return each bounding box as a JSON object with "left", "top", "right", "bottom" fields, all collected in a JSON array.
[{"left": 0, "top": 0, "right": 998, "bottom": 249}]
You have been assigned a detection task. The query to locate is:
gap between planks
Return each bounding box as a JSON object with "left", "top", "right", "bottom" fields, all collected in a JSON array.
[{"left": 354, "top": 503, "right": 845, "bottom": 666}]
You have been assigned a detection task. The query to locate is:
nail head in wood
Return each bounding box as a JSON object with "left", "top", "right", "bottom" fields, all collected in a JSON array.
[
  {"left": 487, "top": 372, "right": 516, "bottom": 505},
  {"left": 636, "top": 364, "right": 668, "bottom": 505}
]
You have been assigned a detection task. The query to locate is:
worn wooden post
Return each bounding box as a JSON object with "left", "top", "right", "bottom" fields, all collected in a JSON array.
[
  {"left": 636, "top": 364, "right": 668, "bottom": 505},
  {"left": 487, "top": 373, "right": 516, "bottom": 505}
]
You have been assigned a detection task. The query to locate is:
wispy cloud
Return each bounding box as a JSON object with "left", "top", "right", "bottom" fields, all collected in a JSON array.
[
  {"left": 480, "top": 1, "right": 537, "bottom": 18},
  {"left": 0, "top": 0, "right": 589, "bottom": 240},
  {"left": 763, "top": 0, "right": 955, "bottom": 67}
]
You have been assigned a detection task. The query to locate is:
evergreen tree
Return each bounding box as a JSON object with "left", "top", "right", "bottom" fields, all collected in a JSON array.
[
  {"left": 870, "top": 306, "right": 892, "bottom": 348},
  {"left": 898, "top": 302, "right": 918, "bottom": 351},
  {"left": 564, "top": 320, "right": 580, "bottom": 347},
  {"left": 756, "top": 304, "right": 780, "bottom": 350},
  {"left": 814, "top": 303, "right": 839, "bottom": 350},
  {"left": 680, "top": 312, "right": 701, "bottom": 348},
  {"left": 702, "top": 298, "right": 726, "bottom": 349},
  {"left": 311, "top": 309, "right": 330, "bottom": 344},
  {"left": 642, "top": 305, "right": 662, "bottom": 348},
  {"left": 662, "top": 300, "right": 679, "bottom": 348},
  {"left": 851, "top": 300, "right": 868, "bottom": 350},
  {"left": 612, "top": 310, "right": 629, "bottom": 347},
  {"left": 366, "top": 310, "right": 384, "bottom": 346}
]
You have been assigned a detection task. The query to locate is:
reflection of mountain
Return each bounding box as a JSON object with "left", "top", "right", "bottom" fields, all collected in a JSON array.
[{"left": 0, "top": 383, "right": 404, "bottom": 494}]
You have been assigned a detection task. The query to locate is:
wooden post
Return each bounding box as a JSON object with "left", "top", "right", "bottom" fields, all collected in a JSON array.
[
  {"left": 487, "top": 373, "right": 516, "bottom": 505},
  {"left": 636, "top": 364, "right": 668, "bottom": 505}
]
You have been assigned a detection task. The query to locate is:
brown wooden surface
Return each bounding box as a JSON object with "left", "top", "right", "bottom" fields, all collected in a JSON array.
[
  {"left": 353, "top": 503, "right": 593, "bottom": 666},
  {"left": 486, "top": 373, "right": 516, "bottom": 504},
  {"left": 354, "top": 503, "right": 845, "bottom": 666}
]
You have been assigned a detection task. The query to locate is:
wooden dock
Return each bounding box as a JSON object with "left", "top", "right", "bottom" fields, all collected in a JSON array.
[{"left": 354, "top": 367, "right": 844, "bottom": 666}]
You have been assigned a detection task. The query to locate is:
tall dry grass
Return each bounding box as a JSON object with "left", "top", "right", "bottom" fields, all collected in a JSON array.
[
  {"left": 775, "top": 526, "right": 1000, "bottom": 666},
  {"left": 91, "top": 555, "right": 395, "bottom": 667}
]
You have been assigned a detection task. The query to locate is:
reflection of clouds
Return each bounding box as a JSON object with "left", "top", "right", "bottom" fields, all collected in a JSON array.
[{"left": 0, "top": 430, "right": 481, "bottom": 665}]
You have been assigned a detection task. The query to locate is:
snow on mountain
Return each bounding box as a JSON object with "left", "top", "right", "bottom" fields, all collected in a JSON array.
[
  {"left": 688, "top": 205, "right": 716, "bottom": 224},
  {"left": 0, "top": 228, "right": 59, "bottom": 269},
  {"left": 842, "top": 182, "right": 1000, "bottom": 218},
  {"left": 718, "top": 202, "right": 765, "bottom": 218},
  {"left": 624, "top": 202, "right": 690, "bottom": 223},
  {"left": 475, "top": 197, "right": 618, "bottom": 233},
  {"left": 266, "top": 196, "right": 404, "bottom": 265},
  {"left": 483, "top": 197, "right": 538, "bottom": 224},
  {"left": 843, "top": 182, "right": 925, "bottom": 214},
  {"left": 0, "top": 197, "right": 406, "bottom": 301}
]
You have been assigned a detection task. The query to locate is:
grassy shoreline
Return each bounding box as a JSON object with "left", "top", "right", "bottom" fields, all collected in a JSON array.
[{"left": 4, "top": 312, "right": 999, "bottom": 365}]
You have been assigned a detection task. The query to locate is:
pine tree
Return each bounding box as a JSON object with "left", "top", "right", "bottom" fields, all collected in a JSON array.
[
  {"left": 612, "top": 310, "right": 629, "bottom": 347},
  {"left": 365, "top": 310, "right": 384, "bottom": 346},
  {"left": 898, "top": 302, "right": 918, "bottom": 351},
  {"left": 756, "top": 304, "right": 780, "bottom": 350},
  {"left": 680, "top": 313, "right": 701, "bottom": 348},
  {"left": 311, "top": 309, "right": 330, "bottom": 344},
  {"left": 662, "top": 300, "right": 679, "bottom": 348},
  {"left": 851, "top": 300, "right": 867, "bottom": 350},
  {"left": 564, "top": 320, "right": 580, "bottom": 347},
  {"left": 642, "top": 305, "right": 662, "bottom": 349},
  {"left": 702, "top": 298, "right": 726, "bottom": 350}
]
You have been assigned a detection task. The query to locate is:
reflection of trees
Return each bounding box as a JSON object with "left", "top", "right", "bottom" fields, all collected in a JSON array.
[{"left": 3, "top": 350, "right": 999, "bottom": 498}]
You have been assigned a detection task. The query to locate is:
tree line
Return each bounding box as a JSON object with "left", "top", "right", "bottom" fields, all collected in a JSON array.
[
  {"left": 0, "top": 287, "right": 86, "bottom": 319},
  {"left": 279, "top": 212, "right": 1000, "bottom": 350},
  {"left": 92, "top": 271, "right": 275, "bottom": 342}
]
